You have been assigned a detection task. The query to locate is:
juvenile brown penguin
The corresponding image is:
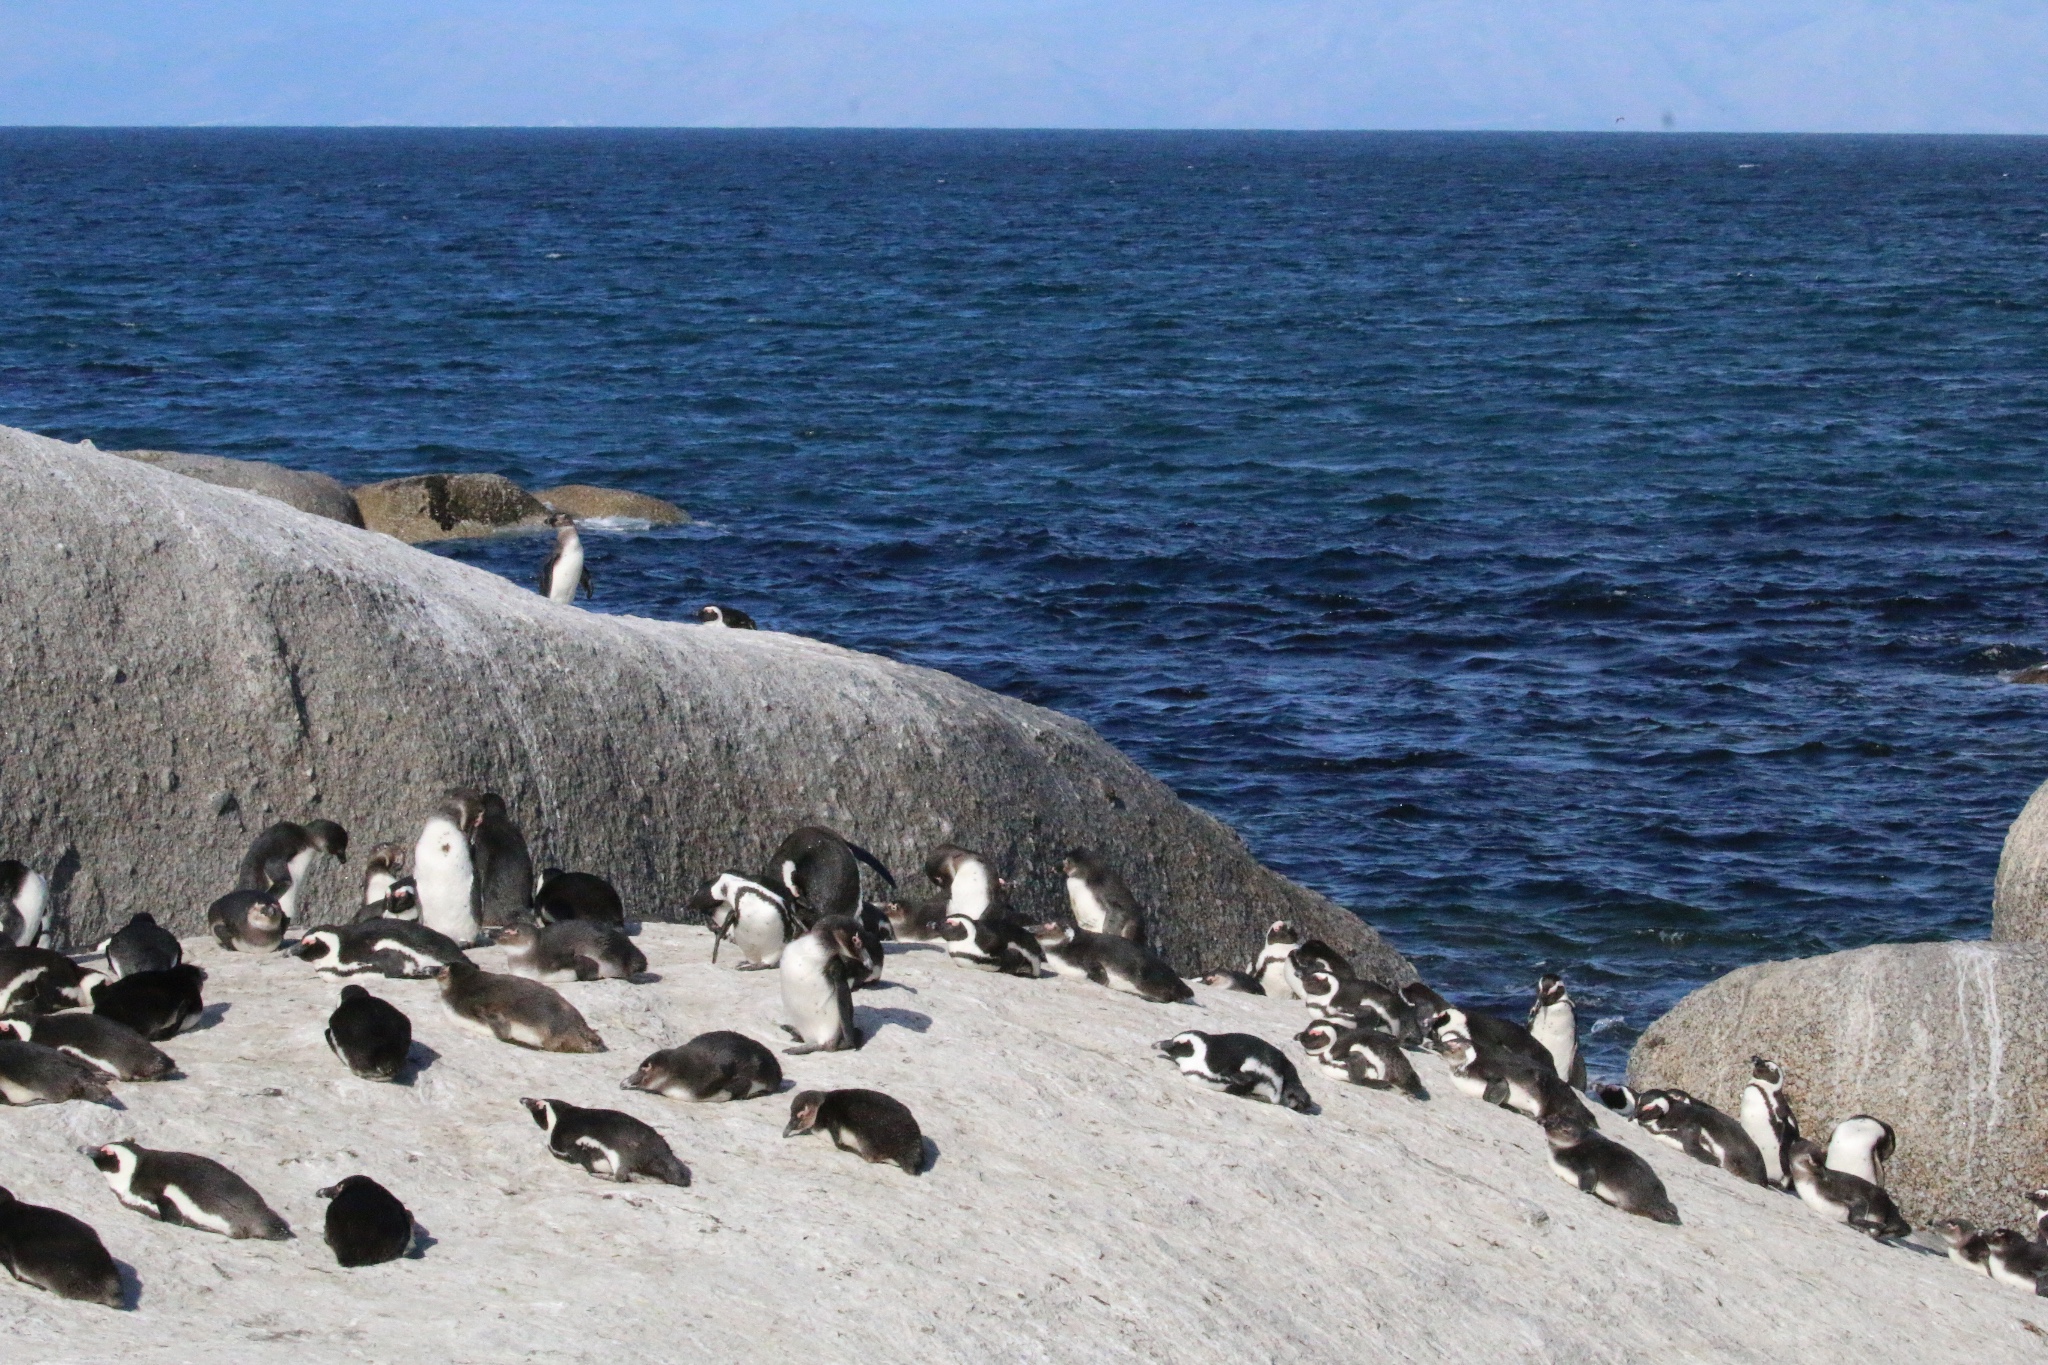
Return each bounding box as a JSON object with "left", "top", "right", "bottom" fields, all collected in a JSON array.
[{"left": 434, "top": 962, "right": 604, "bottom": 1053}]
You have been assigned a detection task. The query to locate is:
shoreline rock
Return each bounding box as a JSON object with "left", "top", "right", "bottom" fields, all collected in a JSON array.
[
  {"left": 109, "top": 447, "right": 364, "bottom": 527},
  {"left": 537, "top": 484, "right": 688, "bottom": 525},
  {"left": 352, "top": 472, "right": 553, "bottom": 542}
]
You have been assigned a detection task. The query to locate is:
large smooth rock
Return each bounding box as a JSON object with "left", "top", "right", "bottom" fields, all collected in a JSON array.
[
  {"left": 353, "top": 472, "right": 552, "bottom": 542},
  {"left": 0, "top": 423, "right": 1406, "bottom": 982},
  {"left": 1993, "top": 774, "right": 2048, "bottom": 941},
  {"left": 537, "top": 484, "right": 688, "bottom": 525},
  {"left": 110, "top": 446, "right": 364, "bottom": 527},
  {"left": 1629, "top": 939, "right": 2048, "bottom": 1227}
]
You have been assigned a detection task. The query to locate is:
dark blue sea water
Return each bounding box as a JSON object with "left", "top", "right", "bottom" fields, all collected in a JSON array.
[{"left": 6, "top": 129, "right": 2048, "bottom": 1075}]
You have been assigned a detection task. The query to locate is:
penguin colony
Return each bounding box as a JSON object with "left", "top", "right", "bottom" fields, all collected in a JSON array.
[{"left": 0, "top": 780, "right": 2032, "bottom": 1315}]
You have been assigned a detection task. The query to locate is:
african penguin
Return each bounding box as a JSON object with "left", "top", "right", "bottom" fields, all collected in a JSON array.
[
  {"left": 1593, "top": 1082, "right": 1640, "bottom": 1119},
  {"left": 534, "top": 869, "right": 627, "bottom": 926},
  {"left": 0, "top": 1187, "right": 124, "bottom": 1308},
  {"left": 1933, "top": 1218, "right": 1992, "bottom": 1275},
  {"left": 357, "top": 878, "right": 420, "bottom": 923},
  {"left": 768, "top": 826, "right": 895, "bottom": 924},
  {"left": 293, "top": 919, "right": 473, "bottom": 978},
  {"left": 1539, "top": 1110, "right": 1681, "bottom": 1224},
  {"left": 1433, "top": 1028, "right": 1594, "bottom": 1128},
  {"left": 1738, "top": 1056, "right": 1800, "bottom": 1190},
  {"left": 522, "top": 1098, "right": 689, "bottom": 1186},
  {"left": 778, "top": 916, "right": 866, "bottom": 1054},
  {"left": 435, "top": 962, "right": 604, "bottom": 1052},
  {"left": 1401, "top": 980, "right": 1452, "bottom": 1019},
  {"left": 1784, "top": 1140, "right": 1910, "bottom": 1240},
  {"left": 235, "top": 819, "right": 348, "bottom": 924},
  {"left": 207, "top": 889, "right": 287, "bottom": 953},
  {"left": 84, "top": 1142, "right": 291, "bottom": 1240},
  {"left": 1424, "top": 1005, "right": 1558, "bottom": 1076},
  {"left": 91, "top": 964, "right": 206, "bottom": 1040},
  {"left": 878, "top": 892, "right": 949, "bottom": 943},
  {"left": 690, "top": 872, "right": 798, "bottom": 969},
  {"left": 940, "top": 913, "right": 1043, "bottom": 978},
  {"left": 98, "top": 912, "right": 181, "bottom": 979},
  {"left": 1527, "top": 973, "right": 1587, "bottom": 1090},
  {"left": 1632, "top": 1089, "right": 1768, "bottom": 1186},
  {"left": 624, "top": 1031, "right": 784, "bottom": 1102},
  {"left": 495, "top": 919, "right": 645, "bottom": 982},
  {"left": 1200, "top": 969, "right": 1265, "bottom": 994},
  {"left": 361, "top": 842, "right": 409, "bottom": 908},
  {"left": 0, "top": 1039, "right": 115, "bottom": 1105},
  {"left": 1254, "top": 924, "right": 1351, "bottom": 1001},
  {"left": 317, "top": 1176, "right": 415, "bottom": 1267},
  {"left": 1824, "top": 1114, "right": 1896, "bottom": 1189},
  {"left": 0, "top": 862, "right": 49, "bottom": 948},
  {"left": 0, "top": 946, "right": 104, "bottom": 1016},
  {"left": 539, "top": 512, "right": 591, "bottom": 604},
  {"left": 1156, "top": 1031, "right": 1313, "bottom": 1113},
  {"left": 413, "top": 803, "right": 481, "bottom": 947},
  {"left": 1061, "top": 848, "right": 1147, "bottom": 944},
  {"left": 1299, "top": 969, "right": 1418, "bottom": 1043},
  {"left": 1294, "top": 1019, "right": 1425, "bottom": 1099},
  {"left": 1984, "top": 1229, "right": 2048, "bottom": 1293},
  {"left": 450, "top": 789, "right": 534, "bottom": 927},
  {"left": 922, "top": 844, "right": 1001, "bottom": 922},
  {"left": 1029, "top": 922, "right": 1189, "bottom": 1002},
  {"left": 0, "top": 1013, "right": 176, "bottom": 1082},
  {"left": 784, "top": 1089, "right": 925, "bottom": 1173},
  {"left": 325, "top": 985, "right": 413, "bottom": 1081},
  {"left": 2027, "top": 1188, "right": 2048, "bottom": 1245},
  {"left": 697, "top": 604, "right": 756, "bottom": 628}
]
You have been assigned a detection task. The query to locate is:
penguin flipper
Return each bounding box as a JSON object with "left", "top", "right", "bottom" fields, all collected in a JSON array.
[
  {"left": 580, "top": 569, "right": 592, "bottom": 600},
  {"left": 211, "top": 922, "right": 237, "bottom": 952}
]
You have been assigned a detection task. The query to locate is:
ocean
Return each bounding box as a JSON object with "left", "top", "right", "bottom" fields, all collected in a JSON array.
[{"left": 5, "top": 127, "right": 2047, "bottom": 1075}]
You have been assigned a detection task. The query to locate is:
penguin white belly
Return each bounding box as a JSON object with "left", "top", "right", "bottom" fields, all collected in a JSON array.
[
  {"left": 574, "top": 1136, "right": 622, "bottom": 1177},
  {"left": 780, "top": 941, "right": 844, "bottom": 1044},
  {"left": 1991, "top": 1259, "right": 2040, "bottom": 1292},
  {"left": 1446, "top": 1069, "right": 1492, "bottom": 1101},
  {"left": 947, "top": 865, "right": 993, "bottom": 921},
  {"left": 506, "top": 1020, "right": 550, "bottom": 1048},
  {"left": 278, "top": 848, "right": 315, "bottom": 921},
  {"left": 1040, "top": 948, "right": 1090, "bottom": 980},
  {"left": 1100, "top": 965, "right": 1148, "bottom": 997},
  {"left": 443, "top": 1001, "right": 500, "bottom": 1039},
  {"left": 0, "top": 1075, "right": 46, "bottom": 1105},
  {"left": 734, "top": 903, "right": 787, "bottom": 966},
  {"left": 414, "top": 818, "right": 479, "bottom": 946},
  {"left": 1066, "top": 877, "right": 1108, "bottom": 934},
  {"left": 11, "top": 872, "right": 48, "bottom": 947},
  {"left": 0, "top": 965, "right": 49, "bottom": 1014},
  {"left": 1251, "top": 946, "right": 1296, "bottom": 998},
  {"left": 1792, "top": 1181, "right": 1852, "bottom": 1224},
  {"left": 1547, "top": 1152, "right": 1588, "bottom": 1190},
  {"left": 160, "top": 1184, "right": 235, "bottom": 1235},
  {"left": 1528, "top": 1004, "right": 1575, "bottom": 1082},
  {"left": 364, "top": 870, "right": 394, "bottom": 905},
  {"left": 548, "top": 538, "right": 585, "bottom": 605},
  {"left": 1739, "top": 1088, "right": 1783, "bottom": 1182}
]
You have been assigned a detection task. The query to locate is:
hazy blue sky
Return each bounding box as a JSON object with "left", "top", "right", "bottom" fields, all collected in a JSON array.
[{"left": 3, "top": 1, "right": 2045, "bottom": 131}]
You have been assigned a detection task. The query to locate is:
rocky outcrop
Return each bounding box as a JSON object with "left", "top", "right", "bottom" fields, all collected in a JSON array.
[
  {"left": 1993, "top": 774, "right": 2048, "bottom": 941},
  {"left": 1629, "top": 939, "right": 2048, "bottom": 1227},
  {"left": 110, "top": 447, "right": 363, "bottom": 527},
  {"left": 352, "top": 472, "right": 552, "bottom": 542},
  {"left": 0, "top": 423, "right": 1405, "bottom": 982},
  {"left": 537, "top": 484, "right": 688, "bottom": 525}
]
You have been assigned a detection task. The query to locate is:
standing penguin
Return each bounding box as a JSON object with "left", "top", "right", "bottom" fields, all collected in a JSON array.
[
  {"left": 0, "top": 862, "right": 49, "bottom": 948},
  {"left": 98, "top": 913, "right": 182, "bottom": 979},
  {"left": 1061, "top": 849, "right": 1147, "bottom": 944},
  {"left": 413, "top": 802, "right": 481, "bottom": 947},
  {"left": 0, "top": 1187, "right": 124, "bottom": 1308},
  {"left": 84, "top": 1142, "right": 291, "bottom": 1240},
  {"left": 360, "top": 843, "right": 409, "bottom": 909},
  {"left": 922, "top": 845, "right": 1002, "bottom": 923},
  {"left": 235, "top": 820, "right": 349, "bottom": 925},
  {"left": 1824, "top": 1114, "right": 1897, "bottom": 1189},
  {"left": 689, "top": 873, "right": 798, "bottom": 969},
  {"left": 1738, "top": 1056, "right": 1800, "bottom": 1190},
  {"left": 767, "top": 827, "right": 895, "bottom": 925},
  {"left": 1527, "top": 974, "right": 1587, "bottom": 1091},
  {"left": 778, "top": 916, "right": 866, "bottom": 1055},
  {"left": 449, "top": 790, "right": 533, "bottom": 928},
  {"left": 539, "top": 513, "right": 591, "bottom": 604},
  {"left": 317, "top": 1176, "right": 415, "bottom": 1267}
]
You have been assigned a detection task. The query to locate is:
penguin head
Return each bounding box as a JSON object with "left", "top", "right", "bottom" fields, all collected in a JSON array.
[
  {"left": 336, "top": 983, "right": 369, "bottom": 1003},
  {"left": 292, "top": 930, "right": 339, "bottom": 963},
  {"left": 520, "top": 1097, "right": 556, "bottom": 1131},
  {"left": 0, "top": 1020, "right": 22, "bottom": 1043},
  {"left": 1264, "top": 920, "right": 1300, "bottom": 946},
  {"left": 365, "top": 843, "right": 409, "bottom": 877},
  {"left": 784, "top": 1090, "right": 826, "bottom": 1137},
  {"left": 304, "top": 820, "right": 349, "bottom": 862},
  {"left": 1298, "top": 969, "right": 1341, "bottom": 1005},
  {"left": 1634, "top": 1092, "right": 1676, "bottom": 1127},
  {"left": 1153, "top": 1032, "right": 1199, "bottom": 1061},
  {"left": 1593, "top": 1082, "right": 1637, "bottom": 1113},
  {"left": 696, "top": 605, "right": 726, "bottom": 625},
  {"left": 317, "top": 1175, "right": 375, "bottom": 1201},
  {"left": 1932, "top": 1217, "right": 1980, "bottom": 1246},
  {"left": 921, "top": 845, "right": 980, "bottom": 890},
  {"left": 384, "top": 880, "right": 421, "bottom": 919},
  {"left": 247, "top": 897, "right": 286, "bottom": 933},
  {"left": 546, "top": 511, "right": 576, "bottom": 529},
  {"left": 938, "top": 916, "right": 973, "bottom": 945},
  {"left": 1784, "top": 1139, "right": 1825, "bottom": 1174},
  {"left": 1534, "top": 974, "right": 1566, "bottom": 1006},
  {"left": 1027, "top": 921, "right": 1076, "bottom": 948},
  {"left": 1988, "top": 1228, "right": 2035, "bottom": 1255},
  {"left": 1538, "top": 1110, "right": 1593, "bottom": 1144},
  {"left": 2026, "top": 1189, "right": 2048, "bottom": 1210},
  {"left": 622, "top": 1054, "right": 667, "bottom": 1093},
  {"left": 82, "top": 1142, "right": 136, "bottom": 1175},
  {"left": 684, "top": 876, "right": 727, "bottom": 915},
  {"left": 493, "top": 923, "right": 540, "bottom": 951},
  {"left": 1295, "top": 1021, "right": 1340, "bottom": 1055},
  {"left": 1749, "top": 1056, "right": 1784, "bottom": 1086},
  {"left": 1401, "top": 981, "right": 1451, "bottom": 1015}
]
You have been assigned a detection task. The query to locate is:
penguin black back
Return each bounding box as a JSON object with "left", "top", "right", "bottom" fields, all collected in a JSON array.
[
  {"left": 534, "top": 869, "right": 627, "bottom": 926},
  {"left": 0, "top": 1186, "right": 123, "bottom": 1308},
  {"left": 92, "top": 964, "right": 206, "bottom": 1041},
  {"left": 326, "top": 985, "right": 413, "bottom": 1081},
  {"left": 767, "top": 827, "right": 896, "bottom": 924},
  {"left": 624, "top": 1030, "right": 784, "bottom": 1102},
  {"left": 452, "top": 790, "right": 534, "bottom": 928},
  {"left": 784, "top": 1088, "right": 925, "bottom": 1173},
  {"left": 317, "top": 1175, "right": 415, "bottom": 1267},
  {"left": 100, "top": 913, "right": 182, "bottom": 979}
]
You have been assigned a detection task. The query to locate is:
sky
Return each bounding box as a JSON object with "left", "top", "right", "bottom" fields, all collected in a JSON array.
[{"left": 2, "top": 1, "right": 2046, "bottom": 132}]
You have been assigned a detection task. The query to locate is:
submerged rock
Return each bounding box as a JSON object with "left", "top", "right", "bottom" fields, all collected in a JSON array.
[
  {"left": 353, "top": 472, "right": 552, "bottom": 542},
  {"left": 536, "top": 484, "right": 688, "bottom": 526},
  {"left": 110, "top": 447, "right": 363, "bottom": 527}
]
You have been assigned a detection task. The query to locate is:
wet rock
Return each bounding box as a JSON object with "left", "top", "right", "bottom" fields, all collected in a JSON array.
[
  {"left": 353, "top": 473, "right": 551, "bottom": 542},
  {"left": 110, "top": 447, "right": 363, "bottom": 527},
  {"left": 536, "top": 485, "right": 688, "bottom": 526}
]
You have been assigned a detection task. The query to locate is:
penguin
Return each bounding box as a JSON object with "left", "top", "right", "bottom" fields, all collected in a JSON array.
[
  {"left": 697, "top": 604, "right": 757, "bottom": 628},
  {"left": 495, "top": 919, "right": 646, "bottom": 982},
  {"left": 1824, "top": 1114, "right": 1897, "bottom": 1189},
  {"left": 1784, "top": 1140, "right": 1910, "bottom": 1239},
  {"left": 361, "top": 842, "right": 410, "bottom": 908},
  {"left": 1155, "top": 1030, "right": 1313, "bottom": 1113},
  {"left": 317, "top": 1176, "right": 415, "bottom": 1267},
  {"left": 0, "top": 1186, "right": 123, "bottom": 1308},
  {"left": 1632, "top": 1090, "right": 1769, "bottom": 1186},
  {"left": 533, "top": 869, "right": 627, "bottom": 926},
  {"left": 83, "top": 1141, "right": 291, "bottom": 1240},
  {"left": 1933, "top": 1218, "right": 1992, "bottom": 1275},
  {"left": 1299, "top": 969, "right": 1419, "bottom": 1044},
  {"left": 0, "top": 1038, "right": 114, "bottom": 1105},
  {"left": 453, "top": 790, "right": 533, "bottom": 928},
  {"left": 1061, "top": 849, "right": 1147, "bottom": 944},
  {"left": 292, "top": 919, "right": 473, "bottom": 979},
  {"left": 939, "top": 913, "right": 1043, "bottom": 978},
  {"left": 234, "top": 819, "right": 348, "bottom": 924},
  {"left": 91, "top": 965, "right": 206, "bottom": 1041},
  {"left": 1401, "top": 980, "right": 1452, "bottom": 1019},
  {"left": 207, "top": 889, "right": 287, "bottom": 953},
  {"left": 784, "top": 1088, "right": 926, "bottom": 1174},
  {"left": 875, "top": 892, "right": 947, "bottom": 942},
  {"left": 768, "top": 826, "right": 895, "bottom": 924},
  {"left": 522, "top": 1098, "right": 689, "bottom": 1186},
  {"left": 922, "top": 844, "right": 1002, "bottom": 922},
  {"left": 850, "top": 899, "right": 892, "bottom": 988},
  {"left": 2026, "top": 1188, "right": 2048, "bottom": 1244},
  {"left": 324, "top": 985, "right": 413, "bottom": 1081},
  {"left": 1527, "top": 974, "right": 1587, "bottom": 1091},
  {"left": 778, "top": 916, "right": 866, "bottom": 1055},
  {"left": 0, "top": 1013, "right": 176, "bottom": 1082},
  {"left": 433, "top": 962, "right": 605, "bottom": 1053},
  {"left": 1029, "top": 922, "right": 1190, "bottom": 1002},
  {"left": 0, "top": 862, "right": 49, "bottom": 948},
  {"left": 1738, "top": 1056, "right": 1800, "bottom": 1189},
  {"left": 1539, "top": 1110, "right": 1681, "bottom": 1224},
  {"left": 624, "top": 1031, "right": 783, "bottom": 1102},
  {"left": 689, "top": 872, "right": 798, "bottom": 969},
  {"left": 98, "top": 912, "right": 182, "bottom": 979},
  {"left": 413, "top": 803, "right": 481, "bottom": 946},
  {"left": 1250, "top": 923, "right": 1350, "bottom": 1000},
  {"left": 357, "top": 878, "right": 421, "bottom": 923},
  {"left": 1593, "top": 1082, "right": 1640, "bottom": 1119},
  {"left": 1433, "top": 1028, "right": 1595, "bottom": 1128},
  {"left": 0, "top": 946, "right": 105, "bottom": 1016},
  {"left": 1200, "top": 969, "right": 1265, "bottom": 994},
  {"left": 1423, "top": 1005, "right": 1558, "bottom": 1076},
  {"left": 1294, "top": 1019, "right": 1426, "bottom": 1099},
  {"left": 539, "top": 512, "right": 591, "bottom": 604},
  {"left": 1986, "top": 1229, "right": 2048, "bottom": 1293}
]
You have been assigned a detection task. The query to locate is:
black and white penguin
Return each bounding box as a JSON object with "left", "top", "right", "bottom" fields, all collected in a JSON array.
[
  {"left": 1200, "top": 969, "right": 1265, "bottom": 994},
  {"left": 235, "top": 820, "right": 348, "bottom": 924},
  {"left": 1632, "top": 1089, "right": 1769, "bottom": 1186},
  {"left": 317, "top": 1176, "right": 415, "bottom": 1267},
  {"left": 98, "top": 913, "right": 182, "bottom": 979},
  {"left": 1738, "top": 1056, "right": 1801, "bottom": 1190},
  {"left": 360, "top": 842, "right": 409, "bottom": 909},
  {"left": 1986, "top": 1229, "right": 2048, "bottom": 1293},
  {"left": 413, "top": 803, "right": 481, "bottom": 946},
  {"left": 689, "top": 872, "right": 798, "bottom": 969},
  {"left": 1824, "top": 1114, "right": 1897, "bottom": 1189},
  {"left": 1402, "top": 980, "right": 1452, "bottom": 1019},
  {"left": 623, "top": 1031, "right": 783, "bottom": 1102},
  {"left": 0, "top": 945, "right": 104, "bottom": 1016},
  {"left": 207, "top": 889, "right": 287, "bottom": 954},
  {"left": 293, "top": 919, "right": 473, "bottom": 979},
  {"left": 778, "top": 916, "right": 866, "bottom": 1055},
  {"left": 1249, "top": 921, "right": 1351, "bottom": 1000},
  {"left": 1527, "top": 974, "right": 1587, "bottom": 1091},
  {"left": 450, "top": 790, "right": 533, "bottom": 928},
  {"left": 496, "top": 919, "right": 646, "bottom": 982},
  {"left": 0, "top": 1013, "right": 176, "bottom": 1082},
  {"left": 1156, "top": 1030, "right": 1314, "bottom": 1113},
  {"left": 435, "top": 962, "right": 604, "bottom": 1052},
  {"left": 2026, "top": 1188, "right": 2048, "bottom": 1244},
  {"left": 1593, "top": 1082, "right": 1640, "bottom": 1119},
  {"left": 522, "top": 1098, "right": 689, "bottom": 1185},
  {"left": 1933, "top": 1218, "right": 1992, "bottom": 1275},
  {"left": 539, "top": 512, "right": 591, "bottom": 604},
  {"left": 1061, "top": 849, "right": 1146, "bottom": 944},
  {"left": 1539, "top": 1110, "right": 1681, "bottom": 1224},
  {"left": 940, "top": 913, "right": 1043, "bottom": 978},
  {"left": 850, "top": 899, "right": 891, "bottom": 988},
  {"left": 91, "top": 964, "right": 206, "bottom": 1041},
  {"left": 325, "top": 985, "right": 413, "bottom": 1081},
  {"left": 1424, "top": 1005, "right": 1559, "bottom": 1076},
  {"left": 357, "top": 878, "right": 421, "bottom": 923},
  {"left": 0, "top": 1038, "right": 114, "bottom": 1105},
  {"left": 921, "top": 844, "right": 1002, "bottom": 923},
  {"left": 697, "top": 604, "right": 755, "bottom": 629},
  {"left": 784, "top": 1089, "right": 925, "bottom": 1173},
  {"left": 1298, "top": 969, "right": 1418, "bottom": 1044},
  {"left": 1294, "top": 1019, "right": 1425, "bottom": 1099},
  {"left": 0, "top": 1186, "right": 123, "bottom": 1308},
  {"left": 1434, "top": 1028, "right": 1594, "bottom": 1128},
  {"left": 1030, "top": 922, "right": 1189, "bottom": 1002},
  {"left": 1784, "top": 1140, "right": 1910, "bottom": 1240},
  {"left": 0, "top": 862, "right": 49, "bottom": 948},
  {"left": 533, "top": 868, "right": 627, "bottom": 926},
  {"left": 84, "top": 1142, "right": 291, "bottom": 1240},
  {"left": 767, "top": 826, "right": 895, "bottom": 924}
]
